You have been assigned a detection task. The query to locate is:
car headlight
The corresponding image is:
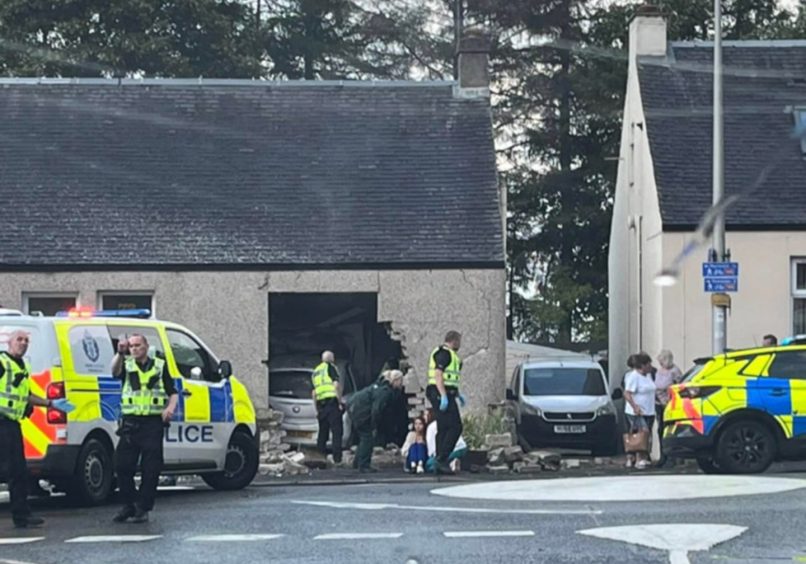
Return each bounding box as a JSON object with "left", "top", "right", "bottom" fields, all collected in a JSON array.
[
  {"left": 523, "top": 404, "right": 543, "bottom": 417},
  {"left": 595, "top": 403, "right": 615, "bottom": 417}
]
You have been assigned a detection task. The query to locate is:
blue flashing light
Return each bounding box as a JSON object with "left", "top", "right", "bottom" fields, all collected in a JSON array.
[{"left": 55, "top": 308, "right": 152, "bottom": 319}]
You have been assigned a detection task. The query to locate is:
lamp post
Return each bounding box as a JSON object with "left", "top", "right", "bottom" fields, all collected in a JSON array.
[{"left": 712, "top": 0, "right": 728, "bottom": 354}]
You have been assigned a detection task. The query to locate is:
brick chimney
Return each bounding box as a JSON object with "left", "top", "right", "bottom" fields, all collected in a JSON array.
[
  {"left": 454, "top": 29, "right": 491, "bottom": 99},
  {"left": 629, "top": 4, "right": 667, "bottom": 64}
]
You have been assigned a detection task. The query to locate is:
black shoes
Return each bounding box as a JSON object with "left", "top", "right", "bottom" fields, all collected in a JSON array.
[
  {"left": 358, "top": 466, "right": 379, "bottom": 473},
  {"left": 131, "top": 507, "right": 149, "bottom": 524},
  {"left": 113, "top": 505, "right": 136, "bottom": 523},
  {"left": 435, "top": 461, "right": 455, "bottom": 475},
  {"left": 13, "top": 515, "right": 45, "bottom": 528}
]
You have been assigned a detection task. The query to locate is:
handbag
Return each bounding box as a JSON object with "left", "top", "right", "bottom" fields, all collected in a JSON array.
[{"left": 623, "top": 427, "right": 650, "bottom": 453}]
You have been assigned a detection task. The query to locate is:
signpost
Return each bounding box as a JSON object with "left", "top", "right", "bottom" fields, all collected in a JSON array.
[{"left": 702, "top": 262, "right": 738, "bottom": 293}]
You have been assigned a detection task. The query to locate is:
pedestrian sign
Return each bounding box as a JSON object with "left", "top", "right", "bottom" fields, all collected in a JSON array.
[
  {"left": 704, "top": 278, "right": 738, "bottom": 293},
  {"left": 702, "top": 262, "right": 739, "bottom": 277}
]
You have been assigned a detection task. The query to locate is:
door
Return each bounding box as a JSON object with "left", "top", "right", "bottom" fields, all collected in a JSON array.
[
  {"left": 765, "top": 350, "right": 806, "bottom": 440},
  {"left": 165, "top": 328, "right": 228, "bottom": 468}
]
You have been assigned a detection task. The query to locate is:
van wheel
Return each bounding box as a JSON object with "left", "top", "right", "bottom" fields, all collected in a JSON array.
[
  {"left": 66, "top": 438, "right": 114, "bottom": 506},
  {"left": 714, "top": 420, "right": 776, "bottom": 474},
  {"left": 202, "top": 432, "right": 258, "bottom": 491}
]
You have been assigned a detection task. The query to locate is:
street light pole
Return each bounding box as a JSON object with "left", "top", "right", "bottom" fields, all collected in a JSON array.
[{"left": 712, "top": 0, "right": 727, "bottom": 354}]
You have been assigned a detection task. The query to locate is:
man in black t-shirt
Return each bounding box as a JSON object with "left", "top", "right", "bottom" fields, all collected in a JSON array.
[{"left": 425, "top": 330, "right": 464, "bottom": 474}]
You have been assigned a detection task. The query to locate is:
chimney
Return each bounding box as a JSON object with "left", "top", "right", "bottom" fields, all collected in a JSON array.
[
  {"left": 629, "top": 4, "right": 667, "bottom": 64},
  {"left": 455, "top": 29, "right": 491, "bottom": 99}
]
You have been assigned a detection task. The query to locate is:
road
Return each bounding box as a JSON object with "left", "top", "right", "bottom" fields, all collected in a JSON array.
[{"left": 1, "top": 470, "right": 806, "bottom": 564}]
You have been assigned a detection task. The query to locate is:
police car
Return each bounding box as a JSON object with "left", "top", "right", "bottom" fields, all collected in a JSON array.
[
  {"left": 663, "top": 341, "right": 806, "bottom": 474},
  {"left": 0, "top": 308, "right": 259, "bottom": 505}
]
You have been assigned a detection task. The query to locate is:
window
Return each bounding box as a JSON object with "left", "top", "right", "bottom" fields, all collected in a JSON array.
[
  {"left": 795, "top": 110, "right": 806, "bottom": 155},
  {"left": 99, "top": 292, "right": 154, "bottom": 315},
  {"left": 166, "top": 329, "right": 215, "bottom": 382},
  {"left": 23, "top": 293, "right": 77, "bottom": 316},
  {"left": 523, "top": 367, "right": 606, "bottom": 396},
  {"left": 768, "top": 351, "right": 806, "bottom": 380},
  {"left": 269, "top": 369, "right": 313, "bottom": 399},
  {"left": 106, "top": 325, "right": 164, "bottom": 360},
  {"left": 792, "top": 259, "right": 806, "bottom": 335}
]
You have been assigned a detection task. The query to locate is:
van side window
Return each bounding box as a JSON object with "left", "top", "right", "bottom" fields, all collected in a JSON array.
[
  {"left": 768, "top": 351, "right": 806, "bottom": 380},
  {"left": 166, "top": 329, "right": 215, "bottom": 382},
  {"left": 106, "top": 325, "right": 164, "bottom": 360},
  {"left": 68, "top": 325, "right": 114, "bottom": 375}
]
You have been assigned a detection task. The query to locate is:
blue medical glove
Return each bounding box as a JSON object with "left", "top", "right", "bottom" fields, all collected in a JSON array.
[
  {"left": 439, "top": 395, "right": 449, "bottom": 411},
  {"left": 51, "top": 399, "right": 75, "bottom": 414},
  {"left": 457, "top": 394, "right": 466, "bottom": 407}
]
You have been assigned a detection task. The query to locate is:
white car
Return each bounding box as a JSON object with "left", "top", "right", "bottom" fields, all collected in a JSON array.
[{"left": 269, "top": 365, "right": 356, "bottom": 447}]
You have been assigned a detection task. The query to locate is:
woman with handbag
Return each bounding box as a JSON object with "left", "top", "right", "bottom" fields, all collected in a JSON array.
[{"left": 623, "top": 352, "right": 657, "bottom": 470}]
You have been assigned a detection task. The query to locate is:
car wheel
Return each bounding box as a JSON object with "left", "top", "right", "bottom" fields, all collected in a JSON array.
[
  {"left": 714, "top": 420, "right": 776, "bottom": 474},
  {"left": 695, "top": 456, "right": 721, "bottom": 474},
  {"left": 202, "top": 431, "right": 259, "bottom": 491},
  {"left": 66, "top": 438, "right": 114, "bottom": 506}
]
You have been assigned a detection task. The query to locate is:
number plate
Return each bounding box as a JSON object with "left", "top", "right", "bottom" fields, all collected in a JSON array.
[{"left": 553, "top": 425, "right": 586, "bottom": 434}]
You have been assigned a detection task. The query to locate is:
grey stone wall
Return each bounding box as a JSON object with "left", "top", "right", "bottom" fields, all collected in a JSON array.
[{"left": 0, "top": 268, "right": 505, "bottom": 409}]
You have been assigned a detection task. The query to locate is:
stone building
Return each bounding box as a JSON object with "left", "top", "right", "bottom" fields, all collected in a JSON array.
[{"left": 0, "top": 38, "right": 506, "bottom": 409}]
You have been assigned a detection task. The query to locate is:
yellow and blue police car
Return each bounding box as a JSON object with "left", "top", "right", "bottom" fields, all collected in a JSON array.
[
  {"left": 0, "top": 308, "right": 258, "bottom": 505},
  {"left": 664, "top": 341, "right": 806, "bottom": 474}
]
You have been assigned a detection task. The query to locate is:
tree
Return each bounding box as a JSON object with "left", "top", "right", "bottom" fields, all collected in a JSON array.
[{"left": 0, "top": 0, "right": 264, "bottom": 77}]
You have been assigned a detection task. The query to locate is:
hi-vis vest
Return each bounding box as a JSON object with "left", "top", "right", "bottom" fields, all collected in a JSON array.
[
  {"left": 0, "top": 354, "right": 31, "bottom": 422},
  {"left": 428, "top": 346, "right": 462, "bottom": 388},
  {"left": 312, "top": 362, "right": 337, "bottom": 401},
  {"left": 121, "top": 357, "right": 169, "bottom": 416}
]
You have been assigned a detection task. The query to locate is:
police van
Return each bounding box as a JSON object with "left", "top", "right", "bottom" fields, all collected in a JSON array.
[{"left": 0, "top": 308, "right": 259, "bottom": 505}]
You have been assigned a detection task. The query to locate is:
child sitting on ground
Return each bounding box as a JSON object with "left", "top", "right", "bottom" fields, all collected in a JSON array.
[{"left": 401, "top": 416, "right": 429, "bottom": 473}]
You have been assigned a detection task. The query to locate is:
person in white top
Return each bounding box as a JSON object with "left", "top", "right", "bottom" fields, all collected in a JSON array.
[{"left": 623, "top": 352, "right": 657, "bottom": 470}]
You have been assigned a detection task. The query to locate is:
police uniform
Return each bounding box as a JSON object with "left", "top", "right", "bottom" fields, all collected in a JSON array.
[
  {"left": 0, "top": 352, "right": 37, "bottom": 525},
  {"left": 113, "top": 355, "right": 177, "bottom": 518},
  {"left": 425, "top": 346, "right": 463, "bottom": 469},
  {"left": 312, "top": 361, "right": 343, "bottom": 463}
]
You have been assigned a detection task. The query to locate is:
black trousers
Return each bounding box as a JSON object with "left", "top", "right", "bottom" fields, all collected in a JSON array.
[
  {"left": 0, "top": 417, "right": 30, "bottom": 519},
  {"left": 115, "top": 416, "right": 165, "bottom": 511},
  {"left": 426, "top": 385, "right": 463, "bottom": 464},
  {"left": 655, "top": 403, "right": 667, "bottom": 462},
  {"left": 316, "top": 399, "right": 343, "bottom": 463}
]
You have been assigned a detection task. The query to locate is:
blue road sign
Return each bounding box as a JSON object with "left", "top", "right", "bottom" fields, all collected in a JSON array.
[
  {"left": 704, "top": 278, "right": 738, "bottom": 292},
  {"left": 702, "top": 262, "right": 739, "bottom": 277}
]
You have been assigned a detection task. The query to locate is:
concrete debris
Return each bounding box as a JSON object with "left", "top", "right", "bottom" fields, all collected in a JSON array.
[
  {"left": 502, "top": 445, "right": 524, "bottom": 463},
  {"left": 486, "top": 448, "right": 505, "bottom": 465},
  {"left": 256, "top": 408, "right": 310, "bottom": 477},
  {"left": 484, "top": 433, "right": 513, "bottom": 449},
  {"left": 487, "top": 464, "right": 510, "bottom": 475}
]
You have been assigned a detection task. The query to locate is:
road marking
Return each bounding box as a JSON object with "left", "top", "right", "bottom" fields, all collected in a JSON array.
[
  {"left": 291, "top": 500, "right": 602, "bottom": 515},
  {"left": 0, "top": 492, "right": 8, "bottom": 503},
  {"left": 432, "top": 475, "right": 806, "bottom": 502},
  {"left": 65, "top": 535, "right": 163, "bottom": 543},
  {"left": 0, "top": 538, "right": 44, "bottom": 545},
  {"left": 186, "top": 534, "right": 285, "bottom": 542},
  {"left": 314, "top": 533, "right": 403, "bottom": 540},
  {"left": 157, "top": 486, "right": 195, "bottom": 491},
  {"left": 576, "top": 524, "right": 747, "bottom": 564},
  {"left": 0, "top": 559, "right": 40, "bottom": 564},
  {"left": 444, "top": 531, "right": 534, "bottom": 538}
]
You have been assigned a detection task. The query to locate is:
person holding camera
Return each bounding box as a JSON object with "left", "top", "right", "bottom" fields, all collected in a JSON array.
[{"left": 110, "top": 333, "right": 178, "bottom": 524}]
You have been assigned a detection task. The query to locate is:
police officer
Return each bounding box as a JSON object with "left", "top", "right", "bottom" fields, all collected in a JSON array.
[
  {"left": 1, "top": 330, "right": 71, "bottom": 528},
  {"left": 425, "top": 330, "right": 465, "bottom": 475},
  {"left": 311, "top": 350, "right": 344, "bottom": 464},
  {"left": 110, "top": 333, "right": 178, "bottom": 523}
]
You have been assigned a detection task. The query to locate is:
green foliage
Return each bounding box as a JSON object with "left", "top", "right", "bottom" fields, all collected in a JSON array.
[{"left": 461, "top": 409, "right": 509, "bottom": 450}]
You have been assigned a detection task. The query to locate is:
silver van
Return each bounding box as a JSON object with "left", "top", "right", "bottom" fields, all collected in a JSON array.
[{"left": 507, "top": 358, "right": 621, "bottom": 456}]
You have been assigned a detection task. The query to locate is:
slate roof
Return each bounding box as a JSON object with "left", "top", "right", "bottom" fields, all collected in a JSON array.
[
  {"left": 637, "top": 41, "right": 806, "bottom": 229},
  {"left": 0, "top": 79, "right": 502, "bottom": 268}
]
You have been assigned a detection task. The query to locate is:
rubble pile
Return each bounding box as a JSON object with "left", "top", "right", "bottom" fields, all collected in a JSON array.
[
  {"left": 477, "top": 432, "right": 562, "bottom": 474},
  {"left": 255, "top": 408, "right": 310, "bottom": 477}
]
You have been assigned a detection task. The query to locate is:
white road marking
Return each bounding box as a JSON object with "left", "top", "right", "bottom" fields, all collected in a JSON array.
[
  {"left": 314, "top": 533, "right": 403, "bottom": 540},
  {"left": 576, "top": 524, "right": 747, "bottom": 564},
  {"left": 0, "top": 538, "right": 44, "bottom": 545},
  {"left": 444, "top": 531, "right": 534, "bottom": 538},
  {"left": 65, "top": 535, "right": 163, "bottom": 543},
  {"left": 186, "top": 534, "right": 285, "bottom": 542},
  {"left": 431, "top": 475, "right": 806, "bottom": 502},
  {"left": 0, "top": 559, "right": 40, "bottom": 564},
  {"left": 156, "top": 486, "right": 195, "bottom": 491},
  {"left": 291, "top": 500, "right": 601, "bottom": 515},
  {"left": 0, "top": 492, "right": 8, "bottom": 503}
]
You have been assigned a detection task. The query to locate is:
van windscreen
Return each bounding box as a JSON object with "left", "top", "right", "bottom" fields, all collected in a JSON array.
[
  {"left": 0, "top": 324, "right": 50, "bottom": 373},
  {"left": 523, "top": 367, "right": 606, "bottom": 396}
]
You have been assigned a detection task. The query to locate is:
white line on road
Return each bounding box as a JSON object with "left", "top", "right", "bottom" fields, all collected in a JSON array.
[
  {"left": 0, "top": 559, "right": 40, "bottom": 564},
  {"left": 444, "top": 531, "right": 535, "bottom": 538},
  {"left": 291, "top": 500, "right": 602, "bottom": 515},
  {"left": 65, "top": 535, "right": 163, "bottom": 543},
  {"left": 186, "top": 534, "right": 285, "bottom": 542},
  {"left": 0, "top": 538, "right": 44, "bottom": 545},
  {"left": 314, "top": 533, "right": 404, "bottom": 540}
]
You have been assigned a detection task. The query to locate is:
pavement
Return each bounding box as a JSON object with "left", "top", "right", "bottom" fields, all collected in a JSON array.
[{"left": 2, "top": 464, "right": 806, "bottom": 563}]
